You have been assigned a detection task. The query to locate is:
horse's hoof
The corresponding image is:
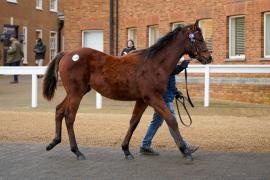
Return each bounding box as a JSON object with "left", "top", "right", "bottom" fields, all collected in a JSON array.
[
  {"left": 46, "top": 144, "right": 53, "bottom": 151},
  {"left": 125, "top": 154, "right": 134, "bottom": 160},
  {"left": 77, "top": 154, "right": 86, "bottom": 160}
]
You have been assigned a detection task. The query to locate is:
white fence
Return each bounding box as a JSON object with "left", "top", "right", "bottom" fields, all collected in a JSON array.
[
  {"left": 186, "top": 65, "right": 270, "bottom": 106},
  {"left": 0, "top": 65, "right": 270, "bottom": 108},
  {"left": 0, "top": 66, "right": 46, "bottom": 107}
]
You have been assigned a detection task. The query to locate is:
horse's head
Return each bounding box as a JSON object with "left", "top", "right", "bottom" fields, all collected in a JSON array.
[{"left": 183, "top": 20, "right": 212, "bottom": 64}]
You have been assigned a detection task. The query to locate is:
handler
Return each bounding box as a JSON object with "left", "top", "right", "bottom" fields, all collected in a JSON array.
[{"left": 140, "top": 60, "right": 199, "bottom": 156}]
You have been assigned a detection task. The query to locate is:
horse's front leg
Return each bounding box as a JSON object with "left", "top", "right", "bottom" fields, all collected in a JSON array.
[
  {"left": 149, "top": 96, "right": 193, "bottom": 161},
  {"left": 122, "top": 99, "right": 148, "bottom": 160}
]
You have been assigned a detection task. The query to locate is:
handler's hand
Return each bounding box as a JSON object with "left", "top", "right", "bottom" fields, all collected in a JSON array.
[{"left": 180, "top": 60, "right": 189, "bottom": 69}]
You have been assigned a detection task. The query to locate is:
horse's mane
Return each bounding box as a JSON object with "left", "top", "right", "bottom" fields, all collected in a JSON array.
[{"left": 136, "top": 26, "right": 183, "bottom": 59}]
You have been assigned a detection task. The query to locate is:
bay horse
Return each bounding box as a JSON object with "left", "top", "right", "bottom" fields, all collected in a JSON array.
[{"left": 43, "top": 20, "right": 212, "bottom": 161}]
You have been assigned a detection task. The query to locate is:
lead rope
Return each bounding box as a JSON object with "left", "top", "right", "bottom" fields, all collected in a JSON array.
[
  {"left": 184, "top": 68, "right": 194, "bottom": 108},
  {"left": 175, "top": 68, "right": 194, "bottom": 127}
]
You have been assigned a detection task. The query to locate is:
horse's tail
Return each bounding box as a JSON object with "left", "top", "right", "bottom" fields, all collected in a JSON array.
[{"left": 43, "top": 52, "right": 65, "bottom": 101}]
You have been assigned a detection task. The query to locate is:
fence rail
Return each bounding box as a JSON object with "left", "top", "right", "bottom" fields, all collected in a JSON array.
[
  {"left": 0, "top": 65, "right": 270, "bottom": 108},
  {"left": 0, "top": 66, "right": 46, "bottom": 108}
]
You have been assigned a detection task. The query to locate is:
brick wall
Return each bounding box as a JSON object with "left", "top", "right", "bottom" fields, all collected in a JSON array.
[
  {"left": 64, "top": 0, "right": 270, "bottom": 63},
  {"left": 0, "top": 0, "right": 64, "bottom": 65},
  {"left": 64, "top": 0, "right": 270, "bottom": 104}
]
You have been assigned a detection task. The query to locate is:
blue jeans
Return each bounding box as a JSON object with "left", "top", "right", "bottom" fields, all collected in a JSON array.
[{"left": 141, "top": 101, "right": 180, "bottom": 148}]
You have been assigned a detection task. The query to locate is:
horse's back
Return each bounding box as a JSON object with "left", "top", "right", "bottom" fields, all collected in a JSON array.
[{"left": 59, "top": 48, "right": 143, "bottom": 100}]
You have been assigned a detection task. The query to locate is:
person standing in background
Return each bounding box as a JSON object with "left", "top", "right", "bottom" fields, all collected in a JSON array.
[
  {"left": 7, "top": 35, "right": 24, "bottom": 84},
  {"left": 34, "top": 38, "right": 46, "bottom": 78},
  {"left": 121, "top": 40, "right": 136, "bottom": 56}
]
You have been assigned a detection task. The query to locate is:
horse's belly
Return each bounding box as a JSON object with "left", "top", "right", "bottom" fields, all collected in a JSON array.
[
  {"left": 92, "top": 86, "right": 139, "bottom": 101},
  {"left": 90, "top": 75, "right": 140, "bottom": 101}
]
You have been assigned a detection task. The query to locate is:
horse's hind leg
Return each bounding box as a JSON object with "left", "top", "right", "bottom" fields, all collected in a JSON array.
[
  {"left": 122, "top": 99, "right": 148, "bottom": 160},
  {"left": 65, "top": 94, "right": 85, "bottom": 160},
  {"left": 46, "top": 96, "right": 67, "bottom": 151}
]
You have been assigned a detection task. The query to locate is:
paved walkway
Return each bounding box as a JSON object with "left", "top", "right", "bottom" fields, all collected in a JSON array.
[{"left": 0, "top": 143, "right": 269, "bottom": 180}]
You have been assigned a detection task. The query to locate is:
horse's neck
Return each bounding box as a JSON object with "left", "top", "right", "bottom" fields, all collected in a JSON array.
[{"left": 154, "top": 39, "right": 185, "bottom": 75}]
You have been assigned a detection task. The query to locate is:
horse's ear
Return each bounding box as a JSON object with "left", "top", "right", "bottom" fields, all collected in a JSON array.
[{"left": 194, "top": 20, "right": 199, "bottom": 29}]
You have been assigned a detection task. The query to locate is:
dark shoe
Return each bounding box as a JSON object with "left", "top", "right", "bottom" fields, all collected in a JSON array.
[
  {"left": 140, "top": 147, "right": 159, "bottom": 156},
  {"left": 188, "top": 144, "right": 199, "bottom": 154},
  {"left": 180, "top": 146, "right": 193, "bottom": 161},
  {"left": 10, "top": 81, "right": 18, "bottom": 84},
  {"left": 179, "top": 141, "right": 199, "bottom": 161}
]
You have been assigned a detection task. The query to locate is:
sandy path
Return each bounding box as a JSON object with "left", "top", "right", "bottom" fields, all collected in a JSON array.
[{"left": 1, "top": 110, "right": 269, "bottom": 152}]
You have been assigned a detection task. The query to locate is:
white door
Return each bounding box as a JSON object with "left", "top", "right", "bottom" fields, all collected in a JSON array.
[{"left": 82, "top": 30, "right": 103, "bottom": 109}]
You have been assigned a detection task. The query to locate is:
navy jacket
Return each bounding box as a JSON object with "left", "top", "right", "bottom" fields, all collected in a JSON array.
[{"left": 163, "top": 65, "right": 185, "bottom": 102}]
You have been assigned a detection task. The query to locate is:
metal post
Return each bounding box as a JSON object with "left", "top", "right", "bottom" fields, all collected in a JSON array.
[
  {"left": 32, "top": 74, "right": 38, "bottom": 108},
  {"left": 204, "top": 65, "right": 210, "bottom": 107}
]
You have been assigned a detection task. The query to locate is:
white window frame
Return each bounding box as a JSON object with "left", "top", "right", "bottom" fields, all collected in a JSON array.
[
  {"left": 127, "top": 28, "right": 137, "bottom": 48},
  {"left": 264, "top": 12, "right": 270, "bottom": 58},
  {"left": 229, "top": 15, "right": 245, "bottom": 60},
  {"left": 36, "top": 0, "right": 43, "bottom": 10},
  {"left": 6, "top": 0, "right": 17, "bottom": 3},
  {"left": 172, "top": 22, "right": 185, "bottom": 60},
  {"left": 148, "top": 25, "right": 159, "bottom": 47},
  {"left": 62, "top": 36, "right": 64, "bottom": 52},
  {"left": 81, "top": 30, "right": 104, "bottom": 51},
  {"left": 199, "top": 19, "right": 213, "bottom": 52},
  {"left": 36, "top": 29, "right": 43, "bottom": 39},
  {"left": 50, "top": 0, "right": 58, "bottom": 12},
  {"left": 49, "top": 31, "right": 58, "bottom": 61}
]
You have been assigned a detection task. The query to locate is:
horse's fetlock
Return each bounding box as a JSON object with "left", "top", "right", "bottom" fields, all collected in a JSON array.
[
  {"left": 71, "top": 148, "right": 77, "bottom": 153},
  {"left": 122, "top": 145, "right": 129, "bottom": 151},
  {"left": 54, "top": 138, "right": 61, "bottom": 144}
]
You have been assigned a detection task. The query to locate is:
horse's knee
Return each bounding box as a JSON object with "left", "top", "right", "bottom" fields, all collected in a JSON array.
[
  {"left": 166, "top": 117, "right": 179, "bottom": 130},
  {"left": 65, "top": 121, "right": 73, "bottom": 128},
  {"left": 56, "top": 110, "right": 65, "bottom": 119}
]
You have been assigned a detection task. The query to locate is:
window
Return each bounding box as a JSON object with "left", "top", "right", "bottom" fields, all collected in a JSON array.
[
  {"left": 82, "top": 30, "right": 103, "bottom": 52},
  {"left": 264, "top": 12, "right": 270, "bottom": 58},
  {"left": 49, "top": 32, "right": 57, "bottom": 61},
  {"left": 127, "top": 28, "right": 137, "bottom": 48},
  {"left": 6, "top": 0, "right": 17, "bottom": 3},
  {"left": 229, "top": 16, "right": 245, "bottom": 59},
  {"left": 172, "top": 22, "right": 185, "bottom": 30},
  {"left": 148, "top": 25, "right": 159, "bottom": 47},
  {"left": 36, "top": 0, "right": 43, "bottom": 9},
  {"left": 172, "top": 22, "right": 185, "bottom": 60},
  {"left": 36, "top": 29, "right": 42, "bottom": 39},
  {"left": 199, "top": 19, "right": 213, "bottom": 52},
  {"left": 50, "top": 0, "right": 57, "bottom": 12}
]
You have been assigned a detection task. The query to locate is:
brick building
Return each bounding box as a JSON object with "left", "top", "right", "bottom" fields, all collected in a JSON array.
[
  {"left": 0, "top": 0, "right": 64, "bottom": 66},
  {"left": 64, "top": 0, "right": 270, "bottom": 104}
]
